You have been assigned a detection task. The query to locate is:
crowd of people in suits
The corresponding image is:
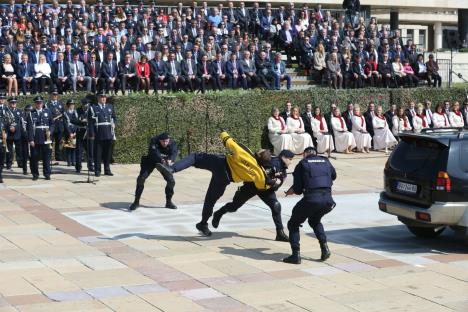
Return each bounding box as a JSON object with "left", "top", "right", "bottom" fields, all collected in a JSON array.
[
  {"left": 0, "top": 0, "right": 444, "bottom": 97},
  {"left": 268, "top": 99, "right": 468, "bottom": 156}
]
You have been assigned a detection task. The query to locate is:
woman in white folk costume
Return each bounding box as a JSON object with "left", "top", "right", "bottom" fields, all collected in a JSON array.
[
  {"left": 432, "top": 103, "right": 450, "bottom": 128},
  {"left": 372, "top": 105, "right": 397, "bottom": 153},
  {"left": 449, "top": 101, "right": 464, "bottom": 128},
  {"left": 311, "top": 106, "right": 335, "bottom": 154},
  {"left": 351, "top": 105, "right": 372, "bottom": 153},
  {"left": 267, "top": 107, "right": 293, "bottom": 155},
  {"left": 392, "top": 107, "right": 412, "bottom": 136},
  {"left": 331, "top": 108, "right": 356, "bottom": 153},
  {"left": 286, "top": 106, "right": 314, "bottom": 154},
  {"left": 412, "top": 104, "right": 429, "bottom": 133}
]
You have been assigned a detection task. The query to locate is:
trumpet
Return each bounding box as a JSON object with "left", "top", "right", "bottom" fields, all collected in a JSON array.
[{"left": 45, "top": 128, "right": 53, "bottom": 149}]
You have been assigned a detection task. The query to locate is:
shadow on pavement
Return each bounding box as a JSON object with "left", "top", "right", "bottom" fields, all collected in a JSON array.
[
  {"left": 319, "top": 224, "right": 467, "bottom": 255},
  {"left": 100, "top": 202, "right": 166, "bottom": 211},
  {"left": 218, "top": 246, "right": 289, "bottom": 261},
  {"left": 108, "top": 231, "right": 272, "bottom": 243}
]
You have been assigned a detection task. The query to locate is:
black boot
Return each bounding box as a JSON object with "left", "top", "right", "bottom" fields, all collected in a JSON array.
[
  {"left": 275, "top": 229, "right": 289, "bottom": 242},
  {"left": 165, "top": 199, "right": 177, "bottom": 209},
  {"left": 283, "top": 250, "right": 301, "bottom": 264},
  {"left": 128, "top": 201, "right": 139, "bottom": 211},
  {"left": 320, "top": 242, "right": 331, "bottom": 261},
  {"left": 196, "top": 222, "right": 212, "bottom": 236},
  {"left": 211, "top": 207, "right": 226, "bottom": 228},
  {"left": 0, "top": 176, "right": 3, "bottom": 183}
]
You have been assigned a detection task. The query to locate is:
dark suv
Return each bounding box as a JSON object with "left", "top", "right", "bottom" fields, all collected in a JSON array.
[{"left": 379, "top": 128, "right": 468, "bottom": 241}]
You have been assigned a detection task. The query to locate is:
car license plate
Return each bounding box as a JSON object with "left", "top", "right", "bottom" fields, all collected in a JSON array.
[{"left": 395, "top": 181, "right": 418, "bottom": 194}]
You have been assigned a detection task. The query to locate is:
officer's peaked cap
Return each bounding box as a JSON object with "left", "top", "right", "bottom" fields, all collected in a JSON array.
[{"left": 159, "top": 132, "right": 170, "bottom": 140}]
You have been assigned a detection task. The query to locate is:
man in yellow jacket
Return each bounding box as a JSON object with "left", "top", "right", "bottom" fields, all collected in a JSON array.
[{"left": 169, "top": 131, "right": 272, "bottom": 236}]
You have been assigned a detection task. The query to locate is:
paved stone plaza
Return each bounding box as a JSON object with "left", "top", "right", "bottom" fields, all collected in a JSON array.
[{"left": 0, "top": 153, "right": 467, "bottom": 312}]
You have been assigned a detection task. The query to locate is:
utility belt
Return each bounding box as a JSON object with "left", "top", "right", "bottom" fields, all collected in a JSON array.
[
  {"left": 304, "top": 188, "right": 331, "bottom": 195},
  {"left": 35, "top": 126, "right": 49, "bottom": 129},
  {"left": 96, "top": 122, "right": 111, "bottom": 126}
]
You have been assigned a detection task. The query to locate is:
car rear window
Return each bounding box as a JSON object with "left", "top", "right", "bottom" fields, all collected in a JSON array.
[
  {"left": 460, "top": 141, "right": 468, "bottom": 172},
  {"left": 390, "top": 137, "right": 447, "bottom": 176}
]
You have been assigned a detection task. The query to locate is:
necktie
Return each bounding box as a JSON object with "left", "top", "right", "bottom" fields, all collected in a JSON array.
[
  {"left": 171, "top": 62, "right": 176, "bottom": 75},
  {"left": 75, "top": 62, "right": 79, "bottom": 76},
  {"left": 92, "top": 63, "right": 95, "bottom": 77},
  {"left": 83, "top": 53, "right": 87, "bottom": 63},
  {"left": 204, "top": 62, "right": 207, "bottom": 75},
  {"left": 24, "top": 63, "right": 28, "bottom": 77},
  {"left": 109, "top": 62, "right": 113, "bottom": 76},
  {"left": 59, "top": 62, "right": 63, "bottom": 76},
  {"left": 188, "top": 60, "right": 193, "bottom": 75}
]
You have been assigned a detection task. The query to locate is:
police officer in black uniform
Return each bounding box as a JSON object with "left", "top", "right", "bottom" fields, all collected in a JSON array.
[
  {"left": 47, "top": 89, "right": 65, "bottom": 162},
  {"left": 27, "top": 96, "right": 54, "bottom": 181},
  {"left": 129, "top": 132, "right": 178, "bottom": 211},
  {"left": 88, "top": 92, "right": 116, "bottom": 177},
  {"left": 6, "top": 97, "right": 23, "bottom": 170},
  {"left": 20, "top": 105, "right": 32, "bottom": 175},
  {"left": 64, "top": 100, "right": 78, "bottom": 167},
  {"left": 0, "top": 93, "right": 6, "bottom": 119},
  {"left": 73, "top": 98, "right": 93, "bottom": 173},
  {"left": 283, "top": 146, "right": 336, "bottom": 264},
  {"left": 211, "top": 149, "right": 296, "bottom": 242}
]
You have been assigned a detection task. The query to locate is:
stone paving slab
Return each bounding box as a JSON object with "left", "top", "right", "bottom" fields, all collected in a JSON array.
[{"left": 0, "top": 155, "right": 466, "bottom": 311}]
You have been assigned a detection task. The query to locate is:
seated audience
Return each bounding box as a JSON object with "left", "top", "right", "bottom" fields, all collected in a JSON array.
[
  {"left": 286, "top": 106, "right": 314, "bottom": 154},
  {"left": 449, "top": 101, "right": 464, "bottom": 128},
  {"left": 267, "top": 107, "right": 293, "bottom": 155},
  {"left": 311, "top": 106, "right": 334, "bottom": 154},
  {"left": 432, "top": 103, "right": 450, "bottom": 128},
  {"left": 372, "top": 105, "right": 397, "bottom": 153},
  {"left": 351, "top": 104, "right": 372, "bottom": 153},
  {"left": 392, "top": 106, "right": 412, "bottom": 136},
  {"left": 413, "top": 104, "right": 429, "bottom": 133},
  {"left": 331, "top": 107, "right": 356, "bottom": 154}
]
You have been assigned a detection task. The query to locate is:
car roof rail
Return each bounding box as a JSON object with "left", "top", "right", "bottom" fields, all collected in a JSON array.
[{"left": 421, "top": 127, "right": 465, "bottom": 134}]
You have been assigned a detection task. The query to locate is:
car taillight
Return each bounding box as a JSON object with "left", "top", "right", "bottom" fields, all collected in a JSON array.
[{"left": 436, "top": 171, "right": 451, "bottom": 192}]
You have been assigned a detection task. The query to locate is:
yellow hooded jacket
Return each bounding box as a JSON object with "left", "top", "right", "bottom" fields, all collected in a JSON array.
[{"left": 220, "top": 131, "right": 270, "bottom": 191}]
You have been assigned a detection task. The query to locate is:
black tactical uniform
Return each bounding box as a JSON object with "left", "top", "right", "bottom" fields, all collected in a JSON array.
[
  {"left": 283, "top": 147, "right": 336, "bottom": 264},
  {"left": 129, "top": 132, "right": 178, "bottom": 211}
]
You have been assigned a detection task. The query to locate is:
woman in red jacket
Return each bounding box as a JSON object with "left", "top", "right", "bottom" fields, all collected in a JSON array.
[
  {"left": 364, "top": 54, "right": 381, "bottom": 87},
  {"left": 136, "top": 55, "right": 151, "bottom": 94}
]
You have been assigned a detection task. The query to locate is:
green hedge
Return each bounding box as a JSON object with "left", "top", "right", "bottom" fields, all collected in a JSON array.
[{"left": 14, "top": 87, "right": 468, "bottom": 163}]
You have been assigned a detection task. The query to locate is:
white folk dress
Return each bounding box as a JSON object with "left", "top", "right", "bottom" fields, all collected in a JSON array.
[
  {"left": 286, "top": 116, "right": 314, "bottom": 154},
  {"left": 412, "top": 115, "right": 429, "bottom": 133},
  {"left": 432, "top": 112, "right": 450, "bottom": 128},
  {"left": 311, "top": 116, "right": 335, "bottom": 154},
  {"left": 372, "top": 115, "right": 397, "bottom": 150},
  {"left": 331, "top": 116, "right": 356, "bottom": 152},
  {"left": 267, "top": 116, "right": 293, "bottom": 155},
  {"left": 392, "top": 116, "right": 412, "bottom": 136},
  {"left": 352, "top": 114, "right": 372, "bottom": 150},
  {"left": 449, "top": 111, "right": 464, "bottom": 128}
]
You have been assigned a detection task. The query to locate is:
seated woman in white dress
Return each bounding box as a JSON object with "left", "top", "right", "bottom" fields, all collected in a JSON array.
[
  {"left": 286, "top": 106, "right": 314, "bottom": 154},
  {"left": 449, "top": 101, "right": 465, "bottom": 128},
  {"left": 392, "top": 107, "right": 412, "bottom": 136},
  {"left": 331, "top": 107, "right": 356, "bottom": 154},
  {"left": 432, "top": 103, "right": 450, "bottom": 128},
  {"left": 311, "top": 106, "right": 334, "bottom": 154},
  {"left": 372, "top": 105, "right": 397, "bottom": 154},
  {"left": 412, "top": 104, "right": 429, "bottom": 133},
  {"left": 267, "top": 107, "right": 293, "bottom": 155},
  {"left": 351, "top": 105, "right": 372, "bottom": 153}
]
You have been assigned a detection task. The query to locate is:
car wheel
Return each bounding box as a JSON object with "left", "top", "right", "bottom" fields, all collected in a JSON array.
[{"left": 406, "top": 225, "right": 446, "bottom": 238}]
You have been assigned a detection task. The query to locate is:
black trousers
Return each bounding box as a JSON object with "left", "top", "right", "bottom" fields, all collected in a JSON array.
[
  {"left": 75, "top": 137, "right": 94, "bottom": 171},
  {"left": 30, "top": 144, "right": 51, "bottom": 178},
  {"left": 20, "top": 139, "right": 29, "bottom": 173},
  {"left": 287, "top": 192, "right": 335, "bottom": 252},
  {"left": 94, "top": 139, "right": 112, "bottom": 174},
  {"left": 53, "top": 128, "right": 63, "bottom": 161},
  {"left": 6, "top": 139, "right": 22, "bottom": 168},
  {"left": 219, "top": 182, "right": 284, "bottom": 229},
  {"left": 134, "top": 156, "right": 175, "bottom": 203},
  {"left": 0, "top": 144, "right": 4, "bottom": 179},
  {"left": 173, "top": 153, "right": 231, "bottom": 223}
]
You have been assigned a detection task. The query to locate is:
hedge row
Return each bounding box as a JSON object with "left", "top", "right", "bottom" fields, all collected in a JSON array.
[{"left": 13, "top": 87, "right": 468, "bottom": 163}]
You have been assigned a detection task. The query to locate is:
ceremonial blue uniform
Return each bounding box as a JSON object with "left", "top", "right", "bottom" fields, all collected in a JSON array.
[
  {"left": 72, "top": 105, "right": 93, "bottom": 173},
  {"left": 87, "top": 102, "right": 116, "bottom": 176},
  {"left": 47, "top": 100, "right": 64, "bottom": 161},
  {"left": 64, "top": 109, "right": 78, "bottom": 166},
  {"left": 27, "top": 107, "right": 54, "bottom": 179},
  {"left": 0, "top": 115, "right": 5, "bottom": 182},
  {"left": 6, "top": 107, "right": 24, "bottom": 169},
  {"left": 288, "top": 154, "right": 336, "bottom": 253}
]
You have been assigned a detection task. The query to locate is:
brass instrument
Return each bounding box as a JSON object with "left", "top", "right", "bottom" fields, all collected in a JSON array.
[
  {"left": 111, "top": 118, "right": 116, "bottom": 141},
  {"left": 1, "top": 129, "right": 8, "bottom": 153},
  {"left": 45, "top": 128, "right": 52, "bottom": 149},
  {"left": 63, "top": 136, "right": 77, "bottom": 149}
]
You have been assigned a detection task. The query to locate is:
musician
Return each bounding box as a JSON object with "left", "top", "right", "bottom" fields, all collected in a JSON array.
[
  {"left": 64, "top": 100, "right": 78, "bottom": 167},
  {"left": 88, "top": 92, "right": 116, "bottom": 177},
  {"left": 46, "top": 89, "right": 65, "bottom": 162},
  {"left": 5, "top": 97, "right": 23, "bottom": 170},
  {"left": 73, "top": 99, "right": 93, "bottom": 174},
  {"left": 27, "top": 96, "right": 54, "bottom": 181},
  {"left": 0, "top": 110, "right": 6, "bottom": 183},
  {"left": 129, "top": 132, "right": 178, "bottom": 211},
  {"left": 20, "top": 105, "right": 32, "bottom": 175}
]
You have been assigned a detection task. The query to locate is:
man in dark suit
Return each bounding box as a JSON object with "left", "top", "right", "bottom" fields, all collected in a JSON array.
[
  {"left": 423, "top": 100, "right": 434, "bottom": 128},
  {"left": 17, "top": 54, "right": 36, "bottom": 95},
  {"left": 101, "top": 52, "right": 120, "bottom": 94},
  {"left": 181, "top": 50, "right": 199, "bottom": 92},
  {"left": 240, "top": 51, "right": 257, "bottom": 89},
  {"left": 351, "top": 55, "right": 368, "bottom": 88},
  {"left": 301, "top": 103, "right": 314, "bottom": 138},
  {"left": 378, "top": 53, "right": 394, "bottom": 88},
  {"left": 119, "top": 53, "right": 137, "bottom": 95},
  {"left": 236, "top": 2, "right": 249, "bottom": 32},
  {"left": 324, "top": 102, "right": 337, "bottom": 137},
  {"left": 279, "top": 21, "right": 295, "bottom": 65},
  {"left": 51, "top": 52, "right": 70, "bottom": 94},
  {"left": 225, "top": 53, "right": 245, "bottom": 89},
  {"left": 343, "top": 102, "right": 354, "bottom": 131},
  {"left": 211, "top": 52, "right": 226, "bottom": 91},
  {"left": 85, "top": 53, "right": 103, "bottom": 93},
  {"left": 363, "top": 102, "right": 375, "bottom": 138},
  {"left": 197, "top": 54, "right": 213, "bottom": 93},
  {"left": 164, "top": 52, "right": 185, "bottom": 92},
  {"left": 149, "top": 51, "right": 167, "bottom": 94},
  {"left": 405, "top": 101, "right": 417, "bottom": 128},
  {"left": 280, "top": 101, "right": 292, "bottom": 121},
  {"left": 342, "top": 57, "right": 354, "bottom": 89}
]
